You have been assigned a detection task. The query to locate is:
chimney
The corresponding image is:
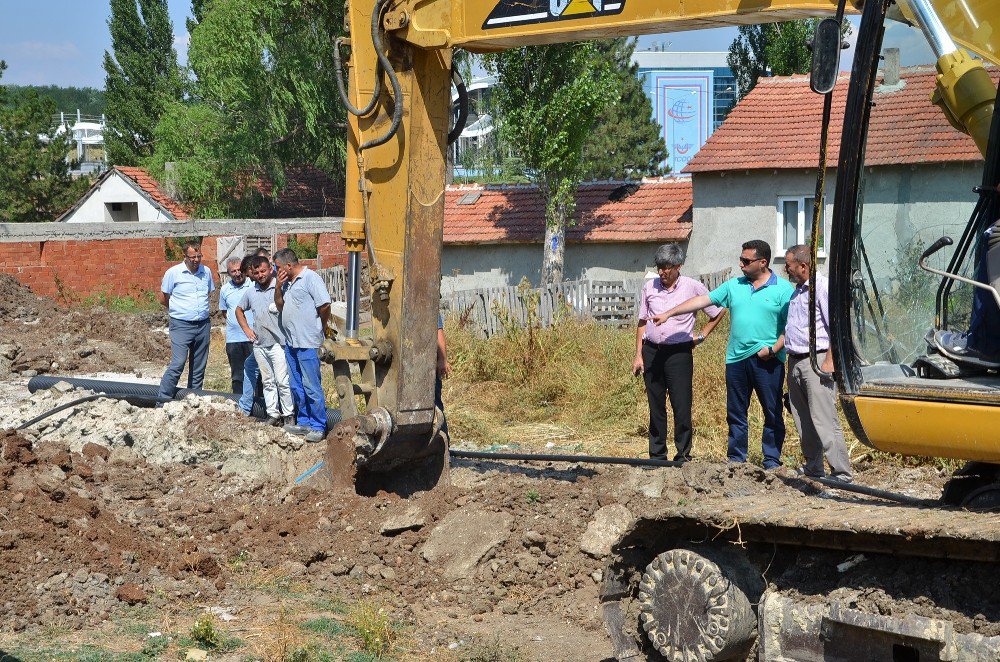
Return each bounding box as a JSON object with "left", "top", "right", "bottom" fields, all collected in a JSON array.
[{"left": 883, "top": 48, "right": 900, "bottom": 86}]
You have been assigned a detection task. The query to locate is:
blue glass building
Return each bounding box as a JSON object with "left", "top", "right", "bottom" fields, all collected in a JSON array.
[{"left": 632, "top": 51, "right": 737, "bottom": 173}]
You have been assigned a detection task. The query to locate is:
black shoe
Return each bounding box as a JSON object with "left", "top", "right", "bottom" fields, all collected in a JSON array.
[
  {"left": 283, "top": 414, "right": 297, "bottom": 426},
  {"left": 265, "top": 416, "right": 282, "bottom": 427}
]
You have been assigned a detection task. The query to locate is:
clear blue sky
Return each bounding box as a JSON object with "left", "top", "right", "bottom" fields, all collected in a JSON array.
[
  {"left": 0, "top": 3, "right": 867, "bottom": 89},
  {"left": 0, "top": 1, "right": 192, "bottom": 87}
]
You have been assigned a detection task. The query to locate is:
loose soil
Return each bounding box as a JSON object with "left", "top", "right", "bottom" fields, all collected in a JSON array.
[
  {"left": 0, "top": 274, "right": 171, "bottom": 379},
  {"left": 1, "top": 279, "right": 999, "bottom": 660}
]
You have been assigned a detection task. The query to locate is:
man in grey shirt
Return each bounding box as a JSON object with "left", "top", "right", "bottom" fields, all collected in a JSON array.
[
  {"left": 274, "top": 248, "right": 331, "bottom": 443},
  {"left": 236, "top": 255, "right": 294, "bottom": 427}
]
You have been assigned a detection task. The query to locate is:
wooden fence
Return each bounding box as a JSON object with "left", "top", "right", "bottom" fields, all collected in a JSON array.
[{"left": 441, "top": 267, "right": 731, "bottom": 337}]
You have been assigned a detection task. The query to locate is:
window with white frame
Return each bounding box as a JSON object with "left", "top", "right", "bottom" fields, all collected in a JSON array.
[{"left": 776, "top": 195, "right": 827, "bottom": 256}]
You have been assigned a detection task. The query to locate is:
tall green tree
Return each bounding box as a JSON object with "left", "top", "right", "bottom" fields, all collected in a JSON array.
[
  {"left": 484, "top": 43, "right": 614, "bottom": 284},
  {"left": 147, "top": 0, "right": 347, "bottom": 217},
  {"left": 103, "top": 0, "right": 182, "bottom": 165},
  {"left": 728, "top": 20, "right": 850, "bottom": 100},
  {"left": 0, "top": 62, "right": 90, "bottom": 222},
  {"left": 581, "top": 38, "right": 667, "bottom": 179}
]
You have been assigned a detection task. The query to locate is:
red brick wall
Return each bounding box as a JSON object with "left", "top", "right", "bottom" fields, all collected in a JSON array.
[{"left": 0, "top": 232, "right": 348, "bottom": 300}]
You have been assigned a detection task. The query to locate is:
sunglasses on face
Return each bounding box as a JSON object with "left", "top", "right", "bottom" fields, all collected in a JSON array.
[{"left": 739, "top": 257, "right": 761, "bottom": 266}]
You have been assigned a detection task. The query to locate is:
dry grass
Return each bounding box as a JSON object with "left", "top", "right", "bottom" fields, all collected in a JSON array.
[{"left": 442, "top": 315, "right": 858, "bottom": 469}]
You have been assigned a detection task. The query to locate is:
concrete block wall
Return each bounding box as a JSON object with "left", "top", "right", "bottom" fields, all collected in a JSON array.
[{"left": 0, "top": 233, "right": 348, "bottom": 301}]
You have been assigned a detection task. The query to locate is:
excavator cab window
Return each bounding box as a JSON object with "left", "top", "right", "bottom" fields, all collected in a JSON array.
[{"left": 830, "top": 0, "right": 1000, "bottom": 462}]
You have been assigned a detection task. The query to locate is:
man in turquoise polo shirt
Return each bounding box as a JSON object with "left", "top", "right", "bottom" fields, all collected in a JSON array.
[{"left": 653, "top": 240, "right": 794, "bottom": 469}]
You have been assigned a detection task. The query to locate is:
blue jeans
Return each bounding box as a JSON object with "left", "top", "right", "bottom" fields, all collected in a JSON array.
[
  {"left": 725, "top": 355, "right": 786, "bottom": 469},
  {"left": 159, "top": 317, "right": 211, "bottom": 399},
  {"left": 285, "top": 347, "right": 327, "bottom": 432},
  {"left": 238, "top": 350, "right": 259, "bottom": 414},
  {"left": 435, "top": 375, "right": 449, "bottom": 437},
  {"left": 969, "top": 226, "right": 1000, "bottom": 356}
]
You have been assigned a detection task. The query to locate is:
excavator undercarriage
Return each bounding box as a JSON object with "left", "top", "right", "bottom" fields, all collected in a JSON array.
[{"left": 599, "top": 466, "right": 1000, "bottom": 661}]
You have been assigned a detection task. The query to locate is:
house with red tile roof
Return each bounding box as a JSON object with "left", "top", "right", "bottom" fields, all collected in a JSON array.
[
  {"left": 57, "top": 166, "right": 193, "bottom": 223},
  {"left": 680, "top": 65, "right": 988, "bottom": 277},
  {"left": 441, "top": 176, "right": 693, "bottom": 292}
]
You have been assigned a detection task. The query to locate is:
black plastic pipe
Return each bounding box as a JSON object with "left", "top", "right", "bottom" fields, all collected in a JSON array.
[
  {"left": 27, "top": 375, "right": 269, "bottom": 419},
  {"left": 450, "top": 448, "right": 684, "bottom": 468}
]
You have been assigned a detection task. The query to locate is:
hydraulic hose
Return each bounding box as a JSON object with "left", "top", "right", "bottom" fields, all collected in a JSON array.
[
  {"left": 361, "top": 0, "right": 403, "bottom": 151},
  {"left": 333, "top": 35, "right": 383, "bottom": 118},
  {"left": 448, "top": 68, "right": 469, "bottom": 146}
]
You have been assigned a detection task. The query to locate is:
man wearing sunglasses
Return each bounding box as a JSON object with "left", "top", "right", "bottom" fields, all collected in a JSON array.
[{"left": 653, "top": 239, "right": 793, "bottom": 469}]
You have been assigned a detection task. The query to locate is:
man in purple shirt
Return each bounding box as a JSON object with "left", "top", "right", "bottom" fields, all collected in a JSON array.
[
  {"left": 633, "top": 244, "right": 726, "bottom": 462},
  {"left": 783, "top": 245, "right": 852, "bottom": 482}
]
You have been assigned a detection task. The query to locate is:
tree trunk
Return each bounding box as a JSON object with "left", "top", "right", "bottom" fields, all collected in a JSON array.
[{"left": 541, "top": 211, "right": 567, "bottom": 285}]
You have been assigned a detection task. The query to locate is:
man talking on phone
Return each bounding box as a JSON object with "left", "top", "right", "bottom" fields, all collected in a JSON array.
[{"left": 633, "top": 244, "right": 725, "bottom": 462}]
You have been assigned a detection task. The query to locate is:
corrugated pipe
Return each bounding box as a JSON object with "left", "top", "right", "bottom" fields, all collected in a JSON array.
[
  {"left": 27, "top": 375, "right": 269, "bottom": 419},
  {"left": 26, "top": 375, "right": 344, "bottom": 431}
]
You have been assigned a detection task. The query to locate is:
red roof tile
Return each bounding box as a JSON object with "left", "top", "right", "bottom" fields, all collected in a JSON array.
[
  {"left": 255, "top": 166, "right": 345, "bottom": 218},
  {"left": 443, "top": 177, "right": 692, "bottom": 244},
  {"left": 114, "top": 166, "right": 192, "bottom": 220},
  {"left": 684, "top": 67, "right": 992, "bottom": 173}
]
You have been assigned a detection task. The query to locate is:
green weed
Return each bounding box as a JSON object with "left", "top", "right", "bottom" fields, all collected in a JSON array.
[
  {"left": 189, "top": 614, "right": 220, "bottom": 648},
  {"left": 346, "top": 602, "right": 397, "bottom": 659},
  {"left": 525, "top": 489, "right": 541, "bottom": 504},
  {"left": 300, "top": 617, "right": 345, "bottom": 638}
]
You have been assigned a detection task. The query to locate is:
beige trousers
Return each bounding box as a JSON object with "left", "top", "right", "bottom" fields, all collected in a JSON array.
[{"left": 786, "top": 353, "right": 852, "bottom": 480}]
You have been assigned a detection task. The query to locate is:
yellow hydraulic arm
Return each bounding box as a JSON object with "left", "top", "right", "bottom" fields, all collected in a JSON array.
[{"left": 330, "top": 0, "right": 998, "bottom": 476}]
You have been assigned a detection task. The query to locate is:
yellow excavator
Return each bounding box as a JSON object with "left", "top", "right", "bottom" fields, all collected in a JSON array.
[{"left": 323, "top": 0, "right": 1000, "bottom": 657}]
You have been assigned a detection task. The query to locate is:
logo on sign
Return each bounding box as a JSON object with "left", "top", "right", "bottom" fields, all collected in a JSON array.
[
  {"left": 483, "top": 0, "right": 625, "bottom": 29},
  {"left": 667, "top": 99, "right": 695, "bottom": 123},
  {"left": 674, "top": 141, "right": 694, "bottom": 155}
]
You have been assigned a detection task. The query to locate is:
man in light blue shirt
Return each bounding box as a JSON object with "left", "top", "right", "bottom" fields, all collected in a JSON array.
[
  {"left": 219, "top": 256, "right": 257, "bottom": 409},
  {"left": 274, "top": 248, "right": 331, "bottom": 443},
  {"left": 157, "top": 240, "right": 216, "bottom": 399},
  {"left": 653, "top": 240, "right": 794, "bottom": 469}
]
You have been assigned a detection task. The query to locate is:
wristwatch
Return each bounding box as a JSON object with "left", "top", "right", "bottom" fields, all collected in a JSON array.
[
  {"left": 696, "top": 334, "right": 705, "bottom": 343},
  {"left": 766, "top": 346, "right": 775, "bottom": 358}
]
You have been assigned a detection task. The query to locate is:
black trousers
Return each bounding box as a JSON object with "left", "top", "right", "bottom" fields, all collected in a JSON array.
[
  {"left": 225, "top": 341, "right": 254, "bottom": 394},
  {"left": 642, "top": 340, "right": 694, "bottom": 461}
]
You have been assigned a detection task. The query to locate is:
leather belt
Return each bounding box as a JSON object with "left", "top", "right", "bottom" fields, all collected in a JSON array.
[{"left": 787, "top": 349, "right": 828, "bottom": 359}]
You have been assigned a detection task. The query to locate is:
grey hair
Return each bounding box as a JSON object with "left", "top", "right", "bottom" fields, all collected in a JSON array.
[
  {"left": 226, "top": 257, "right": 243, "bottom": 267},
  {"left": 786, "top": 244, "right": 811, "bottom": 266},
  {"left": 273, "top": 247, "right": 299, "bottom": 266},
  {"left": 654, "top": 243, "right": 686, "bottom": 267}
]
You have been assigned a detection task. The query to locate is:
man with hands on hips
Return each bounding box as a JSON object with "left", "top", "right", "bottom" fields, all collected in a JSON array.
[{"left": 633, "top": 244, "right": 726, "bottom": 463}]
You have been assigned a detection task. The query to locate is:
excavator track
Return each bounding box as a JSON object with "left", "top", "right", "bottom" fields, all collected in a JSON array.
[{"left": 600, "top": 463, "right": 1000, "bottom": 661}]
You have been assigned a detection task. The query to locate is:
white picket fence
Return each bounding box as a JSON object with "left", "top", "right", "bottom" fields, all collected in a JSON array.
[{"left": 441, "top": 267, "right": 731, "bottom": 337}]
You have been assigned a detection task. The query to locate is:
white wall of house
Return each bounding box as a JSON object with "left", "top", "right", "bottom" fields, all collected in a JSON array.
[
  {"left": 63, "top": 174, "right": 175, "bottom": 223},
  {"left": 441, "top": 241, "right": 686, "bottom": 293},
  {"left": 685, "top": 163, "right": 982, "bottom": 278}
]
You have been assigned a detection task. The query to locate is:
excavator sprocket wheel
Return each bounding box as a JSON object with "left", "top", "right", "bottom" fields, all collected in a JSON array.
[{"left": 637, "top": 548, "right": 758, "bottom": 661}]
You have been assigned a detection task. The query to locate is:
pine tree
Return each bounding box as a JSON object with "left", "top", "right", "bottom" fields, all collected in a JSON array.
[
  {"left": 0, "top": 61, "right": 90, "bottom": 222},
  {"left": 103, "top": 0, "right": 182, "bottom": 165},
  {"left": 581, "top": 38, "right": 667, "bottom": 179}
]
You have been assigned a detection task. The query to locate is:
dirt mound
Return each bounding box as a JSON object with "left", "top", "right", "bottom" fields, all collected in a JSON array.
[{"left": 0, "top": 275, "right": 170, "bottom": 378}]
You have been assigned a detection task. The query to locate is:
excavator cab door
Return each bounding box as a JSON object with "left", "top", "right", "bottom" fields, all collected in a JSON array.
[{"left": 829, "top": 0, "right": 1000, "bottom": 467}]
